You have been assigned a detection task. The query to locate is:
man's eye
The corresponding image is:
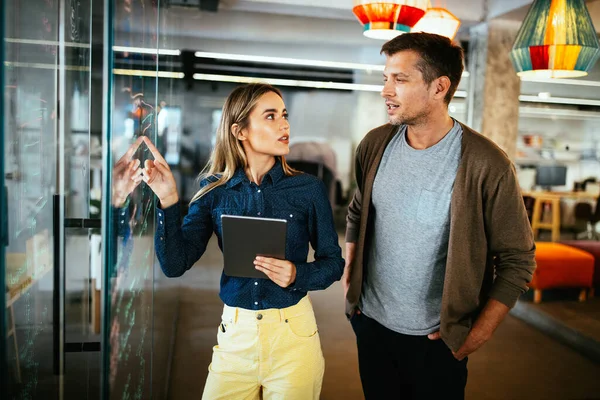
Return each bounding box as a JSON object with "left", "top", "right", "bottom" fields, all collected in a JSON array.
[{"left": 266, "top": 114, "right": 274, "bottom": 120}]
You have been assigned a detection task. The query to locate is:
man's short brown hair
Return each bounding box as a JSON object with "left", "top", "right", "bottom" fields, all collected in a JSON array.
[{"left": 381, "top": 33, "right": 464, "bottom": 104}]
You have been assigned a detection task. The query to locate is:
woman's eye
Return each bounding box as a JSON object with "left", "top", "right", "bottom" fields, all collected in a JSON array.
[
  {"left": 266, "top": 114, "right": 274, "bottom": 120},
  {"left": 283, "top": 113, "right": 289, "bottom": 119}
]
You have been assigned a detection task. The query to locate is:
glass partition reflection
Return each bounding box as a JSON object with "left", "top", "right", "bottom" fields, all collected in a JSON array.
[{"left": 104, "top": 1, "right": 163, "bottom": 398}]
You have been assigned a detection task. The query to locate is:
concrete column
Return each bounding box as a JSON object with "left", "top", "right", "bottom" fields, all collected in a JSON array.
[{"left": 467, "top": 19, "right": 522, "bottom": 160}]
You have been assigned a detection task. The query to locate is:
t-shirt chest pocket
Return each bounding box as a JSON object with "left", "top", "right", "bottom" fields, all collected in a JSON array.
[{"left": 416, "top": 189, "right": 452, "bottom": 227}]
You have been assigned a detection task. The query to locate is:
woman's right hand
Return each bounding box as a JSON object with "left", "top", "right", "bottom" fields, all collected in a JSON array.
[
  {"left": 141, "top": 137, "right": 179, "bottom": 208},
  {"left": 112, "top": 136, "right": 144, "bottom": 207}
]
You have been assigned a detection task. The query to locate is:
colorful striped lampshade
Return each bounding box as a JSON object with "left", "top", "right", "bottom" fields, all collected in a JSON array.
[
  {"left": 510, "top": 0, "right": 600, "bottom": 78},
  {"left": 411, "top": 8, "right": 461, "bottom": 40},
  {"left": 352, "top": 0, "right": 429, "bottom": 40}
]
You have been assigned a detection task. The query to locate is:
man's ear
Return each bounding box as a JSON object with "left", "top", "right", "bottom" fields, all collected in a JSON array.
[
  {"left": 231, "top": 123, "right": 247, "bottom": 141},
  {"left": 433, "top": 76, "right": 451, "bottom": 101}
]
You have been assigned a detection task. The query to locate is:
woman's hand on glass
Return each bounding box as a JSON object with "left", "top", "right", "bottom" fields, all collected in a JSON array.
[
  {"left": 253, "top": 257, "right": 297, "bottom": 288},
  {"left": 112, "top": 136, "right": 144, "bottom": 207},
  {"left": 141, "top": 137, "right": 179, "bottom": 208}
]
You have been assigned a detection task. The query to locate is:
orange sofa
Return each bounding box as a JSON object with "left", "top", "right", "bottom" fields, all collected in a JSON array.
[{"left": 530, "top": 242, "right": 594, "bottom": 303}]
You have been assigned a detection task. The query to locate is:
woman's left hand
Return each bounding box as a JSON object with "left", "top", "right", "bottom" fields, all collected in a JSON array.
[{"left": 254, "top": 257, "right": 297, "bottom": 288}]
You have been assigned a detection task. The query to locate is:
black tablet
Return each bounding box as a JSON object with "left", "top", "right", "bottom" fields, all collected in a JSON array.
[{"left": 221, "top": 214, "right": 287, "bottom": 279}]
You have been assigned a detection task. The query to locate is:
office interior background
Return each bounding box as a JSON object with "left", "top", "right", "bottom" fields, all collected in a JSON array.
[{"left": 2, "top": 0, "right": 600, "bottom": 399}]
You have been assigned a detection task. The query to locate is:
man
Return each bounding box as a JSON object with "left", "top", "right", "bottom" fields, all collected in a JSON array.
[{"left": 343, "top": 32, "right": 536, "bottom": 399}]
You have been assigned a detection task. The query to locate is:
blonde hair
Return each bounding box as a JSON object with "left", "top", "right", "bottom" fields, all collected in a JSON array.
[{"left": 190, "top": 83, "right": 298, "bottom": 203}]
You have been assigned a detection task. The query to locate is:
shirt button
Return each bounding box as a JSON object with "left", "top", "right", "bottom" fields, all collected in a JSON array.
[
  {"left": 159, "top": 221, "right": 163, "bottom": 224},
  {"left": 257, "top": 189, "right": 261, "bottom": 193},
  {"left": 254, "top": 281, "right": 258, "bottom": 285},
  {"left": 254, "top": 302, "right": 258, "bottom": 306},
  {"left": 257, "top": 313, "right": 263, "bottom": 320},
  {"left": 257, "top": 212, "right": 261, "bottom": 216}
]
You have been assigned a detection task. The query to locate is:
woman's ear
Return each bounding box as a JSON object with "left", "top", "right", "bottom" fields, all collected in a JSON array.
[{"left": 231, "top": 123, "right": 247, "bottom": 141}]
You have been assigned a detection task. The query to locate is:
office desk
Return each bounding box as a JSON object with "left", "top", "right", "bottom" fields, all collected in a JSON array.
[{"left": 523, "top": 191, "right": 599, "bottom": 242}]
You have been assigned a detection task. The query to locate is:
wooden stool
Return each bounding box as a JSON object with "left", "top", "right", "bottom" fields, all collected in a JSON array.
[
  {"left": 6, "top": 303, "right": 22, "bottom": 382},
  {"left": 531, "top": 194, "right": 561, "bottom": 242}
]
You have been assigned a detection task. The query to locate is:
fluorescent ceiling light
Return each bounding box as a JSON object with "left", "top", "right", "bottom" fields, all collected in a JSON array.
[
  {"left": 193, "top": 73, "right": 468, "bottom": 96},
  {"left": 113, "top": 69, "right": 184, "bottom": 78},
  {"left": 519, "top": 95, "right": 600, "bottom": 107},
  {"left": 521, "top": 76, "right": 600, "bottom": 87},
  {"left": 193, "top": 73, "right": 383, "bottom": 91},
  {"left": 195, "top": 51, "right": 471, "bottom": 78},
  {"left": 4, "top": 61, "right": 90, "bottom": 71},
  {"left": 519, "top": 106, "right": 600, "bottom": 120},
  {"left": 195, "top": 51, "right": 384, "bottom": 71},
  {"left": 4, "top": 38, "right": 90, "bottom": 48},
  {"left": 113, "top": 46, "right": 181, "bottom": 56}
]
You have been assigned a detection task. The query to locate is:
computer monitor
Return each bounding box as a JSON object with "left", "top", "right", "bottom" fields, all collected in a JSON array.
[{"left": 535, "top": 165, "right": 567, "bottom": 189}]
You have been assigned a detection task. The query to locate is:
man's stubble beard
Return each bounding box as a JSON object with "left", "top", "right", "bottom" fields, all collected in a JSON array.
[{"left": 388, "top": 109, "right": 429, "bottom": 127}]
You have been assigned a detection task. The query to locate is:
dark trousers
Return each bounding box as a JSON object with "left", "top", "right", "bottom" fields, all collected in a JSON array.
[{"left": 350, "top": 311, "right": 468, "bottom": 400}]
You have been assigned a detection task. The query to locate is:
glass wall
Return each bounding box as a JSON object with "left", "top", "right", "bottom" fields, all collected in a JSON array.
[
  {"left": 2, "top": 0, "right": 98, "bottom": 397},
  {"left": 103, "top": 1, "right": 179, "bottom": 399},
  {"left": 2, "top": 1, "right": 178, "bottom": 398}
]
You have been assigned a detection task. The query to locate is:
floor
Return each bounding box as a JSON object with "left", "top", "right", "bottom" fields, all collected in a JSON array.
[
  {"left": 524, "top": 289, "right": 600, "bottom": 343},
  {"left": 167, "top": 236, "right": 600, "bottom": 400}
]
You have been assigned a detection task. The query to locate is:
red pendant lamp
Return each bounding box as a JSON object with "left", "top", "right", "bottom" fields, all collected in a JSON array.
[{"left": 352, "top": 0, "right": 429, "bottom": 40}]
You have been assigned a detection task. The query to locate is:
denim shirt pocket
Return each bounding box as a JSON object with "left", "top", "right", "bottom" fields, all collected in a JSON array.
[{"left": 212, "top": 208, "right": 240, "bottom": 236}]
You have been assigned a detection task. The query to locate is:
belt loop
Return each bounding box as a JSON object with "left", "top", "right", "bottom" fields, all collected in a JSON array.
[{"left": 279, "top": 308, "right": 286, "bottom": 322}]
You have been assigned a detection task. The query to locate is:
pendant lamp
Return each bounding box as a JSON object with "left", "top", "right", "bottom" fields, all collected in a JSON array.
[
  {"left": 352, "top": 0, "right": 429, "bottom": 40},
  {"left": 411, "top": 7, "right": 461, "bottom": 40},
  {"left": 510, "top": 0, "right": 600, "bottom": 78}
]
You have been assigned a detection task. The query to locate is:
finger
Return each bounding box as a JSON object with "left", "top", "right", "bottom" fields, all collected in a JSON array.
[
  {"left": 131, "top": 168, "right": 143, "bottom": 180},
  {"left": 142, "top": 136, "right": 168, "bottom": 164},
  {"left": 254, "top": 262, "right": 282, "bottom": 275},
  {"left": 144, "top": 167, "right": 159, "bottom": 185},
  {"left": 126, "top": 159, "right": 138, "bottom": 176},
  {"left": 153, "top": 159, "right": 171, "bottom": 173},
  {"left": 116, "top": 136, "right": 144, "bottom": 165},
  {"left": 256, "top": 265, "right": 277, "bottom": 282},
  {"left": 145, "top": 159, "right": 155, "bottom": 170},
  {"left": 255, "top": 257, "right": 286, "bottom": 268},
  {"left": 427, "top": 331, "right": 441, "bottom": 340},
  {"left": 125, "top": 136, "right": 145, "bottom": 159},
  {"left": 142, "top": 169, "right": 154, "bottom": 184},
  {"left": 113, "top": 159, "right": 128, "bottom": 174}
]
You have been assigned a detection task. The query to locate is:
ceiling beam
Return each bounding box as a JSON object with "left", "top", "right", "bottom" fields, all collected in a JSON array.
[{"left": 486, "top": 0, "right": 533, "bottom": 20}]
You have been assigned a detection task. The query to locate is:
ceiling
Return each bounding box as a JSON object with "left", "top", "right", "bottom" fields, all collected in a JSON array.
[{"left": 124, "top": 0, "right": 600, "bottom": 105}]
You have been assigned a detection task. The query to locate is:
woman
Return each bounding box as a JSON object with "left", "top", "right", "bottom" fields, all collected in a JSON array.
[{"left": 137, "top": 83, "right": 344, "bottom": 399}]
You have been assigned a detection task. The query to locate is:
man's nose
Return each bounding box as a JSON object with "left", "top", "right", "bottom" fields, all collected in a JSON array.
[{"left": 381, "top": 80, "right": 395, "bottom": 98}]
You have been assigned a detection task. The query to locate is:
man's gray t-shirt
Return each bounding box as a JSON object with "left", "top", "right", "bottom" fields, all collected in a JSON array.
[{"left": 360, "top": 121, "right": 463, "bottom": 335}]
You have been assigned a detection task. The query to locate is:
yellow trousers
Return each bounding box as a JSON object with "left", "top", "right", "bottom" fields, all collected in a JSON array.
[{"left": 202, "top": 295, "right": 325, "bottom": 400}]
